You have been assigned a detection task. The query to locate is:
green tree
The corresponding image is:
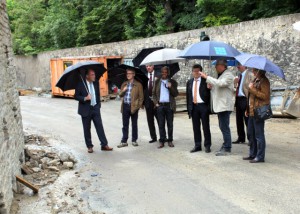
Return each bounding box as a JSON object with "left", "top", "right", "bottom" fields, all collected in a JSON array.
[
  {"left": 6, "top": 0, "right": 300, "bottom": 54},
  {"left": 39, "top": 0, "right": 80, "bottom": 50},
  {"left": 8, "top": 0, "right": 47, "bottom": 54}
]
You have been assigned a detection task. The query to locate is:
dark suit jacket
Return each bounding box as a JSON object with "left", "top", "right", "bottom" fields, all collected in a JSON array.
[
  {"left": 186, "top": 78, "right": 210, "bottom": 117},
  {"left": 75, "top": 80, "right": 101, "bottom": 117},
  {"left": 144, "top": 72, "right": 160, "bottom": 108}
]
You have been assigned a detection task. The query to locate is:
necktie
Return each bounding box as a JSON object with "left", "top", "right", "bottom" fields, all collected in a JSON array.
[
  {"left": 193, "top": 79, "right": 198, "bottom": 104},
  {"left": 149, "top": 73, "right": 153, "bottom": 97},
  {"left": 90, "top": 83, "right": 96, "bottom": 106},
  {"left": 236, "top": 74, "right": 242, "bottom": 97}
]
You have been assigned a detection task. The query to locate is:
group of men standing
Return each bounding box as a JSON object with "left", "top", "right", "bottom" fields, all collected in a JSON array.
[
  {"left": 117, "top": 65, "right": 178, "bottom": 149},
  {"left": 75, "top": 58, "right": 253, "bottom": 157}
]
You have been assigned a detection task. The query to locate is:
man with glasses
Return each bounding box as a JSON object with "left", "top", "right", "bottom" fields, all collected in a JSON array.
[
  {"left": 199, "top": 59, "right": 235, "bottom": 156},
  {"left": 118, "top": 68, "right": 144, "bottom": 148},
  {"left": 152, "top": 66, "right": 178, "bottom": 148}
]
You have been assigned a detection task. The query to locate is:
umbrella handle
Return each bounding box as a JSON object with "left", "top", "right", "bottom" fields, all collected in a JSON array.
[{"left": 80, "top": 75, "right": 89, "bottom": 94}]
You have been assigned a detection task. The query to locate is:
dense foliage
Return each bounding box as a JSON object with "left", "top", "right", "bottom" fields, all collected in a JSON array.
[{"left": 7, "top": 0, "right": 300, "bottom": 55}]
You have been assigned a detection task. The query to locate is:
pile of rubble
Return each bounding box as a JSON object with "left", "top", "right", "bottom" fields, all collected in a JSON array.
[{"left": 21, "top": 134, "right": 77, "bottom": 187}]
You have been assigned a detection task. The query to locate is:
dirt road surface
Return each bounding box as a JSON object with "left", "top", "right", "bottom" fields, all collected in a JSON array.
[{"left": 17, "top": 96, "right": 300, "bottom": 214}]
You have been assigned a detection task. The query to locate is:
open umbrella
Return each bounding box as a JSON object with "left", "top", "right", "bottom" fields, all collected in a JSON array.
[
  {"left": 293, "top": 21, "right": 300, "bottom": 31},
  {"left": 212, "top": 59, "right": 238, "bottom": 66},
  {"left": 108, "top": 64, "right": 148, "bottom": 89},
  {"left": 56, "top": 61, "right": 106, "bottom": 91},
  {"left": 132, "top": 47, "right": 164, "bottom": 67},
  {"left": 179, "top": 41, "right": 240, "bottom": 60},
  {"left": 133, "top": 47, "right": 181, "bottom": 77},
  {"left": 140, "top": 48, "right": 185, "bottom": 65},
  {"left": 235, "top": 53, "right": 285, "bottom": 80}
]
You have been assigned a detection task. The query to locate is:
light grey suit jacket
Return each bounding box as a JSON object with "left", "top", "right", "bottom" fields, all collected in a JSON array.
[{"left": 206, "top": 70, "right": 235, "bottom": 113}]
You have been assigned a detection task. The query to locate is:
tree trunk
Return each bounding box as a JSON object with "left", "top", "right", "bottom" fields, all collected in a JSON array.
[{"left": 165, "top": 0, "right": 174, "bottom": 33}]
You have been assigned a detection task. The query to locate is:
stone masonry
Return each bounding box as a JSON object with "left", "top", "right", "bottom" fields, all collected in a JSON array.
[
  {"left": 0, "top": 0, "right": 24, "bottom": 213},
  {"left": 14, "top": 13, "right": 300, "bottom": 90}
]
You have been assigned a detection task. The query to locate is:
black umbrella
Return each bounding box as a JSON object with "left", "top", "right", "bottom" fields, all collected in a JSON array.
[
  {"left": 132, "top": 47, "right": 164, "bottom": 67},
  {"left": 108, "top": 64, "right": 148, "bottom": 89},
  {"left": 152, "top": 63, "right": 180, "bottom": 78},
  {"left": 56, "top": 61, "right": 106, "bottom": 91}
]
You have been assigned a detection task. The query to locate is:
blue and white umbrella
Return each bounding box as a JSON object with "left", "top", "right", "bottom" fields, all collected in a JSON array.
[
  {"left": 235, "top": 53, "right": 285, "bottom": 80},
  {"left": 211, "top": 59, "right": 238, "bottom": 66},
  {"left": 178, "top": 41, "right": 240, "bottom": 60}
]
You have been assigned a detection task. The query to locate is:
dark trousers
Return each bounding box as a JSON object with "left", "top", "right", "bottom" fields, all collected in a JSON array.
[
  {"left": 191, "top": 103, "right": 211, "bottom": 149},
  {"left": 122, "top": 103, "right": 139, "bottom": 142},
  {"left": 248, "top": 116, "right": 266, "bottom": 161},
  {"left": 145, "top": 100, "right": 158, "bottom": 140},
  {"left": 217, "top": 111, "right": 232, "bottom": 150},
  {"left": 235, "top": 96, "right": 249, "bottom": 141},
  {"left": 157, "top": 105, "right": 174, "bottom": 143},
  {"left": 81, "top": 105, "right": 108, "bottom": 148}
]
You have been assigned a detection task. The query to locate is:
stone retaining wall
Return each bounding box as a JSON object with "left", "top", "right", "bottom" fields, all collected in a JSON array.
[
  {"left": 0, "top": 1, "right": 24, "bottom": 213},
  {"left": 14, "top": 14, "right": 300, "bottom": 90}
]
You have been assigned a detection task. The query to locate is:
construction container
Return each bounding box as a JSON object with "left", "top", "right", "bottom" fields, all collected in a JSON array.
[{"left": 51, "top": 56, "right": 123, "bottom": 97}]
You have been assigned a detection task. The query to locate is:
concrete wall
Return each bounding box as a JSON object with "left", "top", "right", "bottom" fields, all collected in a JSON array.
[
  {"left": 0, "top": 1, "right": 24, "bottom": 213},
  {"left": 14, "top": 13, "right": 300, "bottom": 90}
]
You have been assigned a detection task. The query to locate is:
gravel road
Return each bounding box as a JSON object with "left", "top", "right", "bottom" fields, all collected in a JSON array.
[{"left": 17, "top": 96, "right": 300, "bottom": 214}]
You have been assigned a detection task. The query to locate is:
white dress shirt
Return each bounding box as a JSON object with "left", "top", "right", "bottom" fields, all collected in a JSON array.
[
  {"left": 148, "top": 71, "right": 155, "bottom": 88},
  {"left": 238, "top": 71, "right": 246, "bottom": 97},
  {"left": 159, "top": 80, "right": 170, "bottom": 103},
  {"left": 192, "top": 78, "right": 204, "bottom": 103},
  {"left": 86, "top": 80, "right": 96, "bottom": 106}
]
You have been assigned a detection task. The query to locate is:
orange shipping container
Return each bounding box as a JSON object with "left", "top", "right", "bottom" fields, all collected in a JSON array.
[{"left": 51, "top": 56, "right": 123, "bottom": 98}]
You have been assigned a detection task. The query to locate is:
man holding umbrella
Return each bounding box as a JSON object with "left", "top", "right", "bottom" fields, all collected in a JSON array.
[
  {"left": 199, "top": 58, "right": 235, "bottom": 156},
  {"left": 75, "top": 69, "right": 113, "bottom": 153},
  {"left": 144, "top": 64, "right": 160, "bottom": 143},
  {"left": 117, "top": 68, "right": 144, "bottom": 148},
  {"left": 233, "top": 63, "right": 254, "bottom": 145},
  {"left": 152, "top": 66, "right": 178, "bottom": 148}
]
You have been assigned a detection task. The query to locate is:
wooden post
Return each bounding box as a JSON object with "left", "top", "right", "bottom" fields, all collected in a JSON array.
[{"left": 16, "top": 175, "right": 39, "bottom": 194}]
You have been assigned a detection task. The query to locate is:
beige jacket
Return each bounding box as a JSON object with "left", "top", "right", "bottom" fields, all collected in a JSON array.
[
  {"left": 119, "top": 80, "right": 144, "bottom": 114},
  {"left": 206, "top": 70, "right": 235, "bottom": 113}
]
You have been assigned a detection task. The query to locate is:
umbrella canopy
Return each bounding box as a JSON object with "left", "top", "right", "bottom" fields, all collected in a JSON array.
[
  {"left": 132, "top": 47, "right": 164, "bottom": 67},
  {"left": 140, "top": 48, "right": 186, "bottom": 65},
  {"left": 212, "top": 59, "right": 238, "bottom": 66},
  {"left": 293, "top": 21, "right": 300, "bottom": 31},
  {"left": 108, "top": 64, "right": 148, "bottom": 89},
  {"left": 56, "top": 61, "right": 106, "bottom": 91},
  {"left": 179, "top": 41, "right": 240, "bottom": 60},
  {"left": 235, "top": 53, "right": 285, "bottom": 80}
]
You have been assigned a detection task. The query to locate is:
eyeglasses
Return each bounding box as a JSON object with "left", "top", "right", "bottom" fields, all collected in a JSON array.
[{"left": 127, "top": 73, "right": 134, "bottom": 75}]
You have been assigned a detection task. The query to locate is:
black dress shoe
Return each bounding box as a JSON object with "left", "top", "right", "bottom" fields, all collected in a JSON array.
[
  {"left": 232, "top": 139, "right": 245, "bottom": 144},
  {"left": 205, "top": 147, "right": 211, "bottom": 153},
  {"left": 243, "top": 156, "right": 255, "bottom": 160},
  {"left": 249, "top": 159, "right": 265, "bottom": 163},
  {"left": 190, "top": 147, "right": 202, "bottom": 153},
  {"left": 158, "top": 143, "right": 164, "bottom": 149},
  {"left": 149, "top": 139, "right": 157, "bottom": 143},
  {"left": 168, "top": 142, "right": 174, "bottom": 147}
]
